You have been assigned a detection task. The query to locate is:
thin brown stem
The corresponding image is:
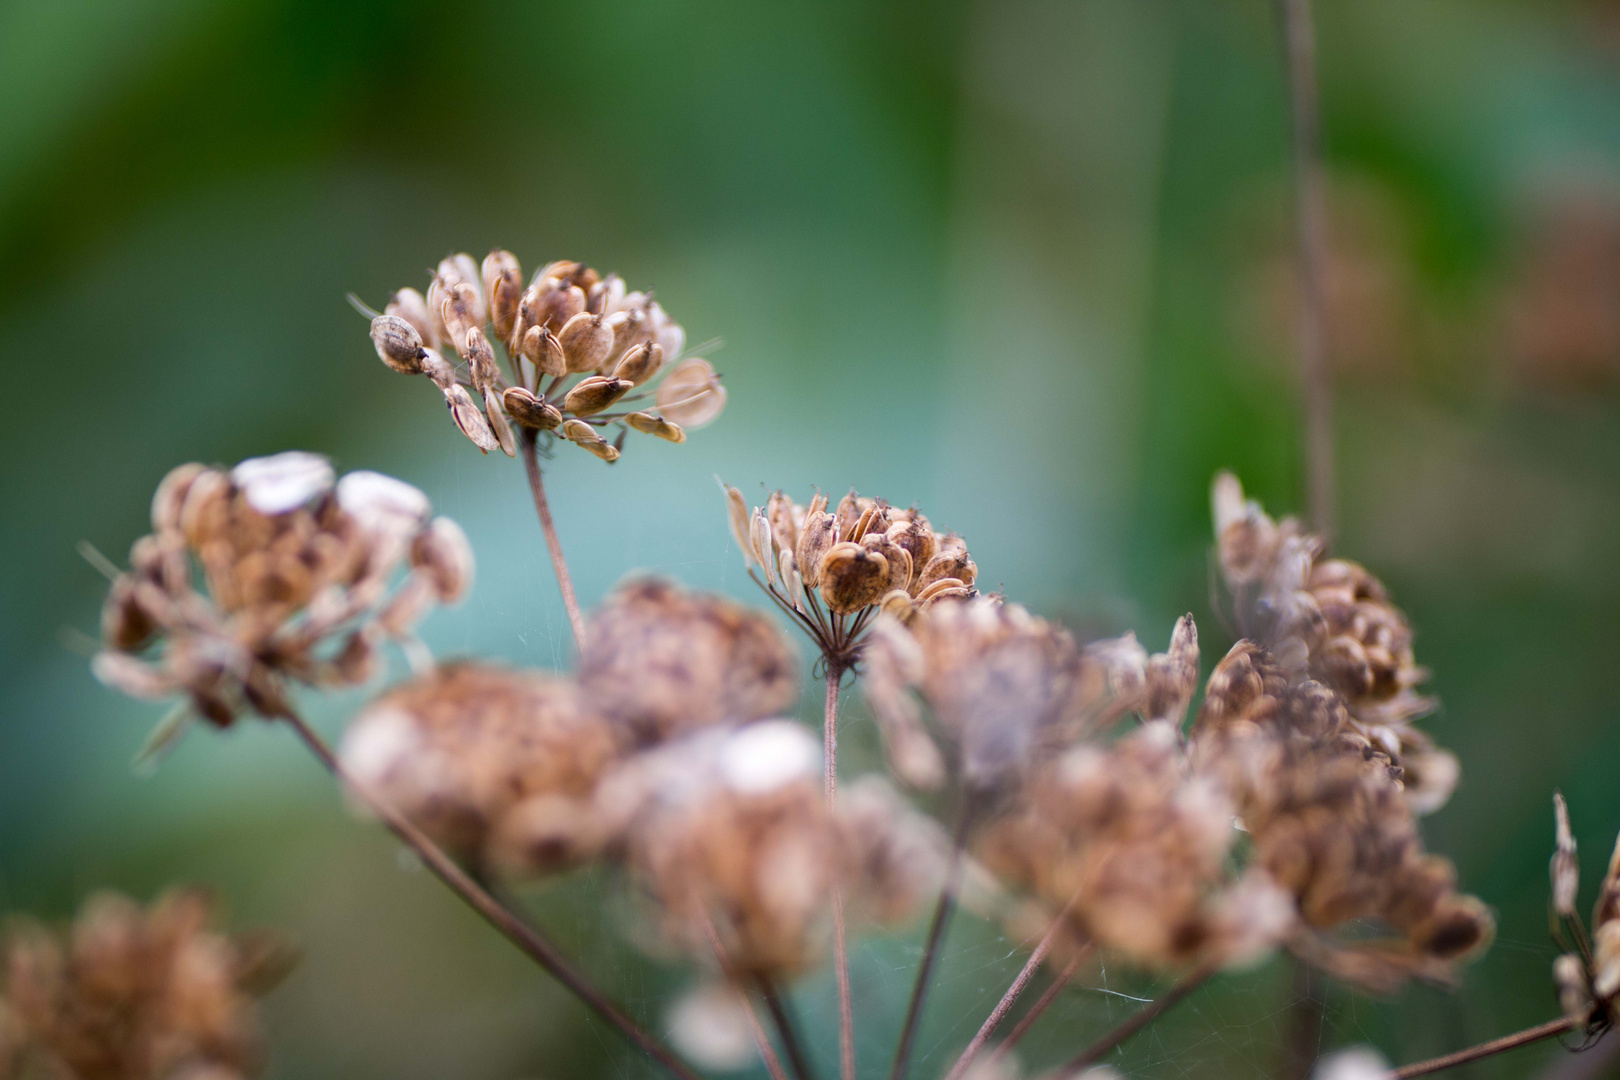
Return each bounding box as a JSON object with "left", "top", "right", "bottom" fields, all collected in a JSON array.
[
  {"left": 757, "top": 975, "right": 815, "bottom": 1080},
  {"left": 988, "top": 949, "right": 1085, "bottom": 1064},
  {"left": 890, "top": 808, "right": 973, "bottom": 1080},
  {"left": 1279, "top": 0, "right": 1335, "bottom": 536},
  {"left": 823, "top": 665, "right": 857, "bottom": 1080},
  {"left": 520, "top": 428, "right": 587, "bottom": 649},
  {"left": 698, "top": 915, "right": 791, "bottom": 1080},
  {"left": 1062, "top": 963, "right": 1216, "bottom": 1073},
  {"left": 277, "top": 707, "right": 699, "bottom": 1080},
  {"left": 1391, "top": 1016, "right": 1581, "bottom": 1078}
]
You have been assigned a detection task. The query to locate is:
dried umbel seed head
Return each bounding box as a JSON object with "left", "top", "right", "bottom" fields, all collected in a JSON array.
[
  {"left": 1071, "top": 615, "right": 1202, "bottom": 732},
  {"left": 1209, "top": 472, "right": 1454, "bottom": 815},
  {"left": 0, "top": 890, "right": 287, "bottom": 1080},
  {"left": 358, "top": 251, "right": 725, "bottom": 462},
  {"left": 1190, "top": 641, "right": 1492, "bottom": 991},
  {"left": 341, "top": 664, "right": 619, "bottom": 869},
  {"left": 578, "top": 578, "right": 798, "bottom": 744},
  {"left": 93, "top": 453, "right": 472, "bottom": 729},
  {"left": 723, "top": 486, "right": 976, "bottom": 667},
  {"left": 863, "top": 597, "right": 1090, "bottom": 794}
]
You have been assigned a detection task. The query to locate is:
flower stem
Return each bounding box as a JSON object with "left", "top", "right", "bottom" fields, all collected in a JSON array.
[
  {"left": 824, "top": 664, "right": 857, "bottom": 1080},
  {"left": 698, "top": 914, "right": 792, "bottom": 1080},
  {"left": 277, "top": 706, "right": 699, "bottom": 1080},
  {"left": 1279, "top": 0, "right": 1335, "bottom": 536},
  {"left": 1061, "top": 963, "right": 1215, "bottom": 1073},
  {"left": 988, "top": 949, "right": 1085, "bottom": 1063},
  {"left": 1391, "top": 1017, "right": 1581, "bottom": 1078},
  {"left": 889, "top": 809, "right": 973, "bottom": 1080},
  {"left": 520, "top": 428, "right": 587, "bottom": 650},
  {"left": 757, "top": 975, "right": 816, "bottom": 1080}
]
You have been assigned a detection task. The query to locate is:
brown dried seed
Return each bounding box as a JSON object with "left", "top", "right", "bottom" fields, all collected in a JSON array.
[
  {"left": 464, "top": 326, "right": 501, "bottom": 394},
  {"left": 522, "top": 324, "right": 567, "bottom": 378},
  {"left": 538, "top": 279, "right": 587, "bottom": 332},
  {"left": 1552, "top": 792, "right": 1580, "bottom": 918},
  {"left": 914, "top": 576, "right": 966, "bottom": 604},
  {"left": 482, "top": 386, "right": 517, "bottom": 457},
  {"left": 914, "top": 549, "right": 976, "bottom": 594},
  {"left": 723, "top": 484, "right": 755, "bottom": 568},
  {"left": 151, "top": 462, "right": 208, "bottom": 533},
  {"left": 370, "top": 315, "right": 427, "bottom": 374},
  {"left": 482, "top": 249, "right": 523, "bottom": 343},
  {"left": 446, "top": 385, "right": 498, "bottom": 453},
  {"left": 420, "top": 348, "right": 457, "bottom": 391},
  {"left": 502, "top": 387, "right": 563, "bottom": 430},
  {"left": 410, "top": 516, "right": 475, "bottom": 602},
  {"left": 861, "top": 533, "right": 913, "bottom": 595},
  {"left": 885, "top": 517, "right": 936, "bottom": 589},
  {"left": 624, "top": 411, "right": 686, "bottom": 443},
  {"left": 387, "top": 287, "right": 436, "bottom": 348},
  {"left": 442, "top": 280, "right": 483, "bottom": 350},
  {"left": 795, "top": 511, "right": 838, "bottom": 589},
  {"left": 655, "top": 357, "right": 727, "bottom": 429},
  {"left": 561, "top": 418, "right": 620, "bottom": 462},
  {"left": 819, "top": 542, "right": 889, "bottom": 614},
  {"left": 564, "top": 375, "right": 632, "bottom": 416},
  {"left": 879, "top": 589, "right": 918, "bottom": 624},
  {"left": 559, "top": 311, "right": 615, "bottom": 373},
  {"left": 614, "top": 342, "right": 664, "bottom": 386}
]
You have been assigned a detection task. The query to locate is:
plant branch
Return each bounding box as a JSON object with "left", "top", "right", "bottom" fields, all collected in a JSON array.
[
  {"left": 1390, "top": 1016, "right": 1582, "bottom": 1078},
  {"left": 889, "top": 807, "right": 973, "bottom": 1080},
  {"left": 697, "top": 914, "right": 791, "bottom": 1080},
  {"left": 823, "top": 664, "right": 857, "bottom": 1080},
  {"left": 757, "top": 975, "right": 816, "bottom": 1080},
  {"left": 1279, "top": 0, "right": 1335, "bottom": 536},
  {"left": 277, "top": 707, "right": 699, "bottom": 1080},
  {"left": 1061, "top": 963, "right": 1216, "bottom": 1073},
  {"left": 520, "top": 428, "right": 588, "bottom": 649},
  {"left": 988, "top": 949, "right": 1086, "bottom": 1064}
]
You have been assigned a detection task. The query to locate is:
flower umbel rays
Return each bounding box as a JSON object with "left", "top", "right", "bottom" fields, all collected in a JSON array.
[
  {"left": 721, "top": 485, "right": 977, "bottom": 672},
  {"left": 363, "top": 251, "right": 725, "bottom": 463},
  {"left": 93, "top": 452, "right": 472, "bottom": 732}
]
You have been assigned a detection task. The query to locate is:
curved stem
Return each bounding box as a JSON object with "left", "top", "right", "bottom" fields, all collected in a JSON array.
[
  {"left": 1061, "top": 963, "right": 1215, "bottom": 1073},
  {"left": 1280, "top": 0, "right": 1334, "bottom": 536},
  {"left": 1391, "top": 1017, "right": 1581, "bottom": 1078},
  {"left": 277, "top": 707, "right": 700, "bottom": 1080},
  {"left": 890, "top": 808, "right": 973, "bottom": 1080},
  {"left": 823, "top": 665, "right": 857, "bottom": 1080},
  {"left": 757, "top": 975, "right": 816, "bottom": 1080},
  {"left": 520, "top": 429, "right": 588, "bottom": 649},
  {"left": 988, "top": 949, "right": 1085, "bottom": 1064}
]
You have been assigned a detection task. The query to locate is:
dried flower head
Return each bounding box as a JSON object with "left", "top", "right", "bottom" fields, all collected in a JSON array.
[
  {"left": 1191, "top": 641, "right": 1493, "bottom": 991},
  {"left": 1210, "top": 472, "right": 1457, "bottom": 814},
  {"left": 339, "top": 663, "right": 620, "bottom": 872},
  {"left": 92, "top": 453, "right": 471, "bottom": 731},
  {"left": 1542, "top": 797, "right": 1620, "bottom": 1032},
  {"left": 577, "top": 578, "right": 799, "bottom": 744},
  {"left": 0, "top": 890, "right": 288, "bottom": 1080},
  {"left": 722, "top": 485, "right": 977, "bottom": 669},
  {"left": 359, "top": 251, "right": 724, "bottom": 462},
  {"left": 980, "top": 719, "right": 1294, "bottom": 972}
]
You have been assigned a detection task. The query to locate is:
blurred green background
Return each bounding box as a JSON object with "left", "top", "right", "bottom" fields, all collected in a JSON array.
[{"left": 3, "top": 0, "right": 1620, "bottom": 1076}]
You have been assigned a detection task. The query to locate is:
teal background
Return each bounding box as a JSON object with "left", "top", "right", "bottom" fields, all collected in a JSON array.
[{"left": 3, "top": 1, "right": 1620, "bottom": 1076}]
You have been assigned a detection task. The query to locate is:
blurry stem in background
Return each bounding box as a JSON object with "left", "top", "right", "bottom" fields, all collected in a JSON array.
[
  {"left": 823, "top": 664, "right": 857, "bottom": 1080},
  {"left": 1391, "top": 1017, "right": 1583, "bottom": 1078},
  {"left": 1060, "top": 963, "right": 1216, "bottom": 1073},
  {"left": 276, "top": 706, "right": 702, "bottom": 1080},
  {"left": 520, "top": 428, "right": 588, "bottom": 649},
  {"left": 1282, "top": 957, "right": 1325, "bottom": 1080},
  {"left": 890, "top": 806, "right": 974, "bottom": 1080},
  {"left": 1280, "top": 0, "right": 1335, "bottom": 536},
  {"left": 756, "top": 975, "right": 815, "bottom": 1080},
  {"left": 698, "top": 913, "right": 792, "bottom": 1080},
  {"left": 987, "top": 949, "right": 1086, "bottom": 1064}
]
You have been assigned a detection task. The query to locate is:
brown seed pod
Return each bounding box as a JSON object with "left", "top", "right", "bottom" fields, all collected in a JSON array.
[
  {"left": 522, "top": 324, "right": 567, "bottom": 378},
  {"left": 656, "top": 357, "right": 727, "bottom": 429},
  {"left": 502, "top": 387, "right": 564, "bottom": 430},
  {"left": 464, "top": 326, "right": 501, "bottom": 394},
  {"left": 482, "top": 386, "right": 517, "bottom": 458},
  {"left": 559, "top": 311, "right": 615, "bottom": 373},
  {"left": 624, "top": 411, "right": 686, "bottom": 443},
  {"left": 914, "top": 549, "right": 976, "bottom": 594},
  {"left": 561, "top": 418, "right": 619, "bottom": 462},
  {"left": 885, "top": 517, "right": 936, "bottom": 589},
  {"left": 819, "top": 542, "right": 890, "bottom": 614},
  {"left": 861, "top": 533, "right": 913, "bottom": 595},
  {"left": 387, "top": 287, "right": 435, "bottom": 348},
  {"left": 614, "top": 342, "right": 664, "bottom": 386},
  {"left": 795, "top": 509, "right": 838, "bottom": 589},
  {"left": 445, "top": 385, "right": 498, "bottom": 454},
  {"left": 482, "top": 249, "right": 523, "bottom": 343},
  {"left": 370, "top": 315, "right": 427, "bottom": 374},
  {"left": 564, "top": 375, "right": 633, "bottom": 416},
  {"left": 410, "top": 517, "right": 475, "bottom": 602},
  {"left": 441, "top": 280, "right": 484, "bottom": 351}
]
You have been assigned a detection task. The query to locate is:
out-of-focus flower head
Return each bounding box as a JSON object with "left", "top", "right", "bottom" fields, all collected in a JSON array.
[
  {"left": 1210, "top": 471, "right": 1457, "bottom": 814},
  {"left": 721, "top": 485, "right": 977, "bottom": 670},
  {"left": 362, "top": 251, "right": 724, "bottom": 462},
  {"left": 0, "top": 890, "right": 291, "bottom": 1080},
  {"left": 93, "top": 453, "right": 472, "bottom": 732}
]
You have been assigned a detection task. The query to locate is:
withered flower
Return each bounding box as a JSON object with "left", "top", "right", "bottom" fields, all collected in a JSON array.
[
  {"left": 721, "top": 485, "right": 977, "bottom": 670},
  {"left": 339, "top": 663, "right": 620, "bottom": 873},
  {"left": 1543, "top": 794, "right": 1620, "bottom": 1034},
  {"left": 979, "top": 720, "right": 1293, "bottom": 972},
  {"left": 1210, "top": 472, "right": 1457, "bottom": 814},
  {"left": 0, "top": 890, "right": 288, "bottom": 1080},
  {"left": 92, "top": 452, "right": 472, "bottom": 732},
  {"left": 1191, "top": 641, "right": 1493, "bottom": 992},
  {"left": 577, "top": 578, "right": 799, "bottom": 744},
  {"left": 360, "top": 251, "right": 725, "bottom": 462}
]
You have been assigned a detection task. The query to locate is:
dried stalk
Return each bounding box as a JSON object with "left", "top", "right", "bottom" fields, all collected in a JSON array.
[
  {"left": 277, "top": 706, "right": 699, "bottom": 1080},
  {"left": 1280, "top": 0, "right": 1335, "bottom": 536},
  {"left": 889, "top": 809, "right": 973, "bottom": 1080},
  {"left": 698, "top": 914, "right": 792, "bottom": 1080},
  {"left": 987, "top": 950, "right": 1086, "bottom": 1063},
  {"left": 1060, "top": 964, "right": 1215, "bottom": 1073},
  {"left": 1391, "top": 1017, "right": 1582, "bottom": 1078},
  {"left": 520, "top": 428, "right": 588, "bottom": 649},
  {"left": 824, "top": 665, "right": 857, "bottom": 1080},
  {"left": 757, "top": 975, "right": 816, "bottom": 1080}
]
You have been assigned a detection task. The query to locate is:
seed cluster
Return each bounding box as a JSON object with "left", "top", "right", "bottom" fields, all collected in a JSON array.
[
  {"left": 0, "top": 891, "right": 284, "bottom": 1080},
  {"left": 1547, "top": 794, "right": 1620, "bottom": 1034},
  {"left": 366, "top": 252, "right": 725, "bottom": 462},
  {"left": 93, "top": 452, "right": 471, "bottom": 728}
]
